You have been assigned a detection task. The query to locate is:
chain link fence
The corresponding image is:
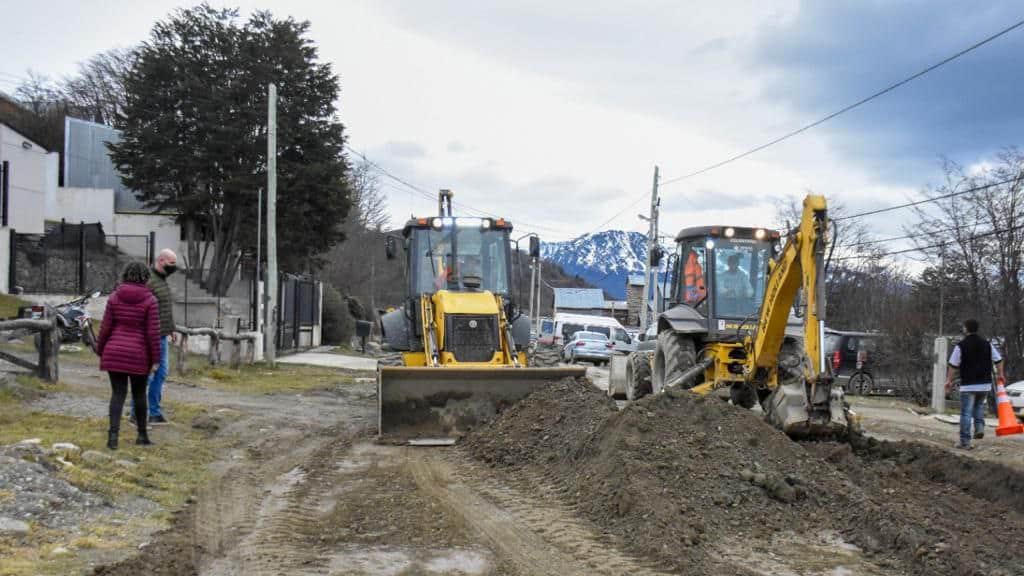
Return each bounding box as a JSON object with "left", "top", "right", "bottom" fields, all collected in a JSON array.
[{"left": 10, "top": 222, "right": 151, "bottom": 294}]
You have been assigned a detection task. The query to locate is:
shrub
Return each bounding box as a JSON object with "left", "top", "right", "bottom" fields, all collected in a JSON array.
[{"left": 322, "top": 283, "right": 353, "bottom": 345}]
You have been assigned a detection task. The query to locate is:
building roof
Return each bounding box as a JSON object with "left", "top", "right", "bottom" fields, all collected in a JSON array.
[
  {"left": 627, "top": 273, "right": 646, "bottom": 286},
  {"left": 553, "top": 288, "right": 605, "bottom": 310},
  {"left": 602, "top": 300, "right": 628, "bottom": 309}
]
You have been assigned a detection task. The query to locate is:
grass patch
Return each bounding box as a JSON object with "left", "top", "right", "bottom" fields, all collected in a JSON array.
[
  {"left": 0, "top": 293, "right": 31, "bottom": 319},
  {"left": 0, "top": 393, "right": 223, "bottom": 575},
  {"left": 175, "top": 354, "right": 369, "bottom": 394}
]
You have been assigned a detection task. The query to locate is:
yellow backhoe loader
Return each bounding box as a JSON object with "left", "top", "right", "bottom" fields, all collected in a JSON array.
[
  {"left": 616, "top": 194, "right": 849, "bottom": 437},
  {"left": 377, "top": 190, "right": 585, "bottom": 440}
]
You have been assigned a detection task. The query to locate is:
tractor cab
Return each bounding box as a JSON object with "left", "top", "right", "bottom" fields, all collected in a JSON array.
[
  {"left": 400, "top": 216, "right": 514, "bottom": 297},
  {"left": 662, "top": 226, "right": 782, "bottom": 341}
]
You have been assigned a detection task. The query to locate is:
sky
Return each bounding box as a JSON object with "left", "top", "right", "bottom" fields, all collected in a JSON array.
[{"left": 2, "top": 1, "right": 1023, "bottom": 263}]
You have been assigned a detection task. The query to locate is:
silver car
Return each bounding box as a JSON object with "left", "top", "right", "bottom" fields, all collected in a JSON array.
[{"left": 562, "top": 331, "right": 613, "bottom": 366}]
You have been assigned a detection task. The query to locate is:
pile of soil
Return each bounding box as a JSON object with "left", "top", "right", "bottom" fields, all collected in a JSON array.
[{"left": 465, "top": 378, "right": 1024, "bottom": 575}]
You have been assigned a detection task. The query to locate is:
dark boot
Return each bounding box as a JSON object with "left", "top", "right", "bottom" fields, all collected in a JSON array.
[
  {"left": 107, "top": 430, "right": 118, "bottom": 450},
  {"left": 136, "top": 431, "right": 154, "bottom": 446}
]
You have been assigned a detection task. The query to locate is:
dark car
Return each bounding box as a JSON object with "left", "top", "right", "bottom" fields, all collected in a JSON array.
[{"left": 825, "top": 330, "right": 899, "bottom": 396}]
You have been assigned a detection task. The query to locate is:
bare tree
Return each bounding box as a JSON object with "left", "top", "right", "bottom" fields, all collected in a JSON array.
[
  {"left": 61, "top": 47, "right": 135, "bottom": 125},
  {"left": 909, "top": 150, "right": 1024, "bottom": 378}
]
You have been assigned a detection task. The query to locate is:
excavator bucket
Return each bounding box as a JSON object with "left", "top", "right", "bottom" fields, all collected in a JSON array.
[
  {"left": 764, "top": 380, "right": 849, "bottom": 438},
  {"left": 378, "top": 366, "right": 587, "bottom": 440}
]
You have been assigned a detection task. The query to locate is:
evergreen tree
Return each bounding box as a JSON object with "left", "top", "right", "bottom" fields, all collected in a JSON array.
[{"left": 109, "top": 5, "right": 350, "bottom": 294}]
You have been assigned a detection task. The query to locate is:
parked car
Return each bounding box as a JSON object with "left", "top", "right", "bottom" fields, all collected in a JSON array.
[
  {"left": 824, "top": 330, "right": 899, "bottom": 395},
  {"left": 562, "top": 331, "right": 613, "bottom": 365},
  {"left": 1007, "top": 380, "right": 1024, "bottom": 415},
  {"left": 541, "top": 313, "right": 634, "bottom": 354}
]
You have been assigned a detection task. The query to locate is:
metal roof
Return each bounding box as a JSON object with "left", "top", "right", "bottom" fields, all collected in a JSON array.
[{"left": 553, "top": 288, "right": 605, "bottom": 310}]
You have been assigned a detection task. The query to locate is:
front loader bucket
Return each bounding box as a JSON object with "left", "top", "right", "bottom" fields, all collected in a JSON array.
[{"left": 378, "top": 366, "right": 586, "bottom": 440}]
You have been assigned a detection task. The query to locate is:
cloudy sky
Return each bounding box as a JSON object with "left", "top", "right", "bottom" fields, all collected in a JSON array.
[{"left": 3, "top": 1, "right": 1023, "bottom": 258}]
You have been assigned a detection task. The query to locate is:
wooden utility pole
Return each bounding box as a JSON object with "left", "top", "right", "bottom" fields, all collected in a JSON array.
[
  {"left": 266, "top": 83, "right": 278, "bottom": 365},
  {"left": 640, "top": 166, "right": 659, "bottom": 332}
]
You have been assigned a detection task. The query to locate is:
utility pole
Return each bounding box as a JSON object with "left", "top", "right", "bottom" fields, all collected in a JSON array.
[
  {"left": 265, "top": 83, "right": 278, "bottom": 365},
  {"left": 938, "top": 247, "right": 945, "bottom": 336},
  {"left": 640, "top": 165, "right": 659, "bottom": 332},
  {"left": 535, "top": 259, "right": 543, "bottom": 331},
  {"left": 528, "top": 259, "right": 536, "bottom": 326}
]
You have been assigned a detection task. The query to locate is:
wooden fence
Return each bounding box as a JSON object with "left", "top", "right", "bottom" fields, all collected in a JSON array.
[
  {"left": 174, "top": 325, "right": 257, "bottom": 374},
  {"left": 0, "top": 317, "right": 60, "bottom": 381}
]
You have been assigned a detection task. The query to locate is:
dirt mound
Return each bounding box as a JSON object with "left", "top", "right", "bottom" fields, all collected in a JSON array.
[{"left": 466, "top": 380, "right": 1024, "bottom": 575}]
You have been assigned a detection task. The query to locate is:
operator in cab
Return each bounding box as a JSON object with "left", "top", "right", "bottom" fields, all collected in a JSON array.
[{"left": 720, "top": 254, "right": 753, "bottom": 299}]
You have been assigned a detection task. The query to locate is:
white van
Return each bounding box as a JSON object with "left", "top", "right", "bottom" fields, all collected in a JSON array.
[{"left": 540, "top": 313, "right": 634, "bottom": 354}]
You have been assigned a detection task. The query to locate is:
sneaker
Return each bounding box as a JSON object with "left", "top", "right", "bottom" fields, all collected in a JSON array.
[
  {"left": 955, "top": 442, "right": 974, "bottom": 450},
  {"left": 148, "top": 415, "right": 169, "bottom": 425}
]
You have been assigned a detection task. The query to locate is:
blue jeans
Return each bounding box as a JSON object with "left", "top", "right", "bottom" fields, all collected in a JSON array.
[
  {"left": 960, "top": 391, "right": 987, "bottom": 445},
  {"left": 133, "top": 336, "right": 169, "bottom": 419}
]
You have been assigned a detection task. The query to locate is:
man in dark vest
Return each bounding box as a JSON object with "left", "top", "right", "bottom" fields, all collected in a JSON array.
[
  {"left": 945, "top": 318, "right": 1005, "bottom": 449},
  {"left": 132, "top": 249, "right": 177, "bottom": 425}
]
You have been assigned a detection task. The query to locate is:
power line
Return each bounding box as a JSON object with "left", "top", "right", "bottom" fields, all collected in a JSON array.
[
  {"left": 835, "top": 221, "right": 1024, "bottom": 261},
  {"left": 658, "top": 17, "right": 1024, "bottom": 188},
  {"left": 834, "top": 176, "right": 1019, "bottom": 222},
  {"left": 345, "top": 145, "right": 571, "bottom": 237}
]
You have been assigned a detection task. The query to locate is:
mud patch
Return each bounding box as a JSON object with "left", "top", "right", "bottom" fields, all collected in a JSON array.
[{"left": 326, "top": 545, "right": 492, "bottom": 576}]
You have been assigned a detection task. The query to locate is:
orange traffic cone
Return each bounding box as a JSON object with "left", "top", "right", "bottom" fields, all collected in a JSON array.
[{"left": 995, "top": 378, "right": 1024, "bottom": 437}]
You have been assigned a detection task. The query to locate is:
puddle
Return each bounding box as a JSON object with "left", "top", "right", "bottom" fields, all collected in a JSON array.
[{"left": 327, "top": 545, "right": 491, "bottom": 575}]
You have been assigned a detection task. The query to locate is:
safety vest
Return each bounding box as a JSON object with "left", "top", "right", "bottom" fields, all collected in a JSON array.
[{"left": 684, "top": 251, "right": 706, "bottom": 304}]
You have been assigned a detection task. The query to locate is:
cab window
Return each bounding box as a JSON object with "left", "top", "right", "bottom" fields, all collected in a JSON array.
[{"left": 680, "top": 243, "right": 707, "bottom": 307}]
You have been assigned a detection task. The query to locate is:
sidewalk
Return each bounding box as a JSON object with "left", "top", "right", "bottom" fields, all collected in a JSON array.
[{"left": 277, "top": 348, "right": 378, "bottom": 371}]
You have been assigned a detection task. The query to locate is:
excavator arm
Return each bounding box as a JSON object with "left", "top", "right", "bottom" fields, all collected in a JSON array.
[{"left": 746, "top": 195, "right": 847, "bottom": 436}]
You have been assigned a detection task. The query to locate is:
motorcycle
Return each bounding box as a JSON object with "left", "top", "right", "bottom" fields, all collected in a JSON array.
[{"left": 33, "top": 290, "right": 101, "bottom": 352}]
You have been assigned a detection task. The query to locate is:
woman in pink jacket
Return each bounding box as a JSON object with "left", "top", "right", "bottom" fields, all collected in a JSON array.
[{"left": 95, "top": 262, "right": 161, "bottom": 450}]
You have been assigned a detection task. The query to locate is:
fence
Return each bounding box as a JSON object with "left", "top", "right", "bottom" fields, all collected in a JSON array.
[
  {"left": 277, "top": 274, "right": 320, "bottom": 352},
  {"left": 176, "top": 265, "right": 257, "bottom": 331},
  {"left": 10, "top": 222, "right": 152, "bottom": 294}
]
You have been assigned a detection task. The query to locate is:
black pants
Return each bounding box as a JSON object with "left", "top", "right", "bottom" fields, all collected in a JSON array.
[{"left": 109, "top": 372, "right": 148, "bottom": 435}]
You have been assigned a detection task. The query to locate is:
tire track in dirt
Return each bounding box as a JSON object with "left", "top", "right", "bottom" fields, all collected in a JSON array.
[{"left": 409, "top": 449, "right": 675, "bottom": 576}]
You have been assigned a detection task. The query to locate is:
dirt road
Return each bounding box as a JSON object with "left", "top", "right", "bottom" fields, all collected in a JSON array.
[{"left": 84, "top": 360, "right": 663, "bottom": 576}]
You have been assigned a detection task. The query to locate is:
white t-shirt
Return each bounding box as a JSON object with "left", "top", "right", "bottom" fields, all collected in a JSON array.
[{"left": 948, "top": 342, "right": 1002, "bottom": 392}]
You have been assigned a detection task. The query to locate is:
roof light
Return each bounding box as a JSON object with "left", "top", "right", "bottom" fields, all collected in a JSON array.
[
  {"left": 431, "top": 218, "right": 443, "bottom": 229},
  {"left": 455, "top": 217, "right": 483, "bottom": 228},
  {"left": 754, "top": 228, "right": 766, "bottom": 240},
  {"left": 724, "top": 227, "right": 735, "bottom": 238},
  {"left": 443, "top": 217, "right": 454, "bottom": 227},
  {"left": 481, "top": 219, "right": 491, "bottom": 229},
  {"left": 705, "top": 239, "right": 716, "bottom": 250},
  {"left": 417, "top": 218, "right": 428, "bottom": 226}
]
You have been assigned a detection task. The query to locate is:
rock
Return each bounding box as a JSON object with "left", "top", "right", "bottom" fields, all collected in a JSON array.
[
  {"left": 55, "top": 456, "right": 75, "bottom": 468},
  {"left": 49, "top": 546, "right": 71, "bottom": 557},
  {"left": 0, "top": 517, "right": 30, "bottom": 536},
  {"left": 52, "top": 442, "right": 81, "bottom": 453},
  {"left": 81, "top": 450, "right": 111, "bottom": 464},
  {"left": 114, "top": 459, "right": 138, "bottom": 469},
  {"left": 191, "top": 413, "right": 221, "bottom": 432},
  {"left": 17, "top": 438, "right": 42, "bottom": 445},
  {"left": 366, "top": 341, "right": 383, "bottom": 355}
]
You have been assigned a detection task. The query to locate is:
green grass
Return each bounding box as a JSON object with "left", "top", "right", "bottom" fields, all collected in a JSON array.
[
  {"left": 0, "top": 381, "right": 223, "bottom": 575},
  {"left": 174, "top": 353, "right": 369, "bottom": 394},
  {"left": 0, "top": 293, "right": 31, "bottom": 319}
]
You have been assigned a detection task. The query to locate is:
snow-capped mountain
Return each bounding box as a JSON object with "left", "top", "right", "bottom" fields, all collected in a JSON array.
[{"left": 541, "top": 231, "right": 669, "bottom": 299}]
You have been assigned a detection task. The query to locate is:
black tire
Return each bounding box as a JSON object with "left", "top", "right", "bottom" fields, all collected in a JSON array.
[
  {"left": 625, "top": 352, "right": 652, "bottom": 401},
  {"left": 653, "top": 330, "right": 696, "bottom": 395},
  {"left": 850, "top": 372, "right": 873, "bottom": 396},
  {"left": 82, "top": 322, "right": 97, "bottom": 353}
]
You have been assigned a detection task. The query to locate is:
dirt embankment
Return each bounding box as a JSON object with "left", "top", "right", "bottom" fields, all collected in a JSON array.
[{"left": 464, "top": 378, "right": 1024, "bottom": 576}]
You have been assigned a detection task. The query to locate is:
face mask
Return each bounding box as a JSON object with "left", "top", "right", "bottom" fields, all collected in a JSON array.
[{"left": 163, "top": 264, "right": 178, "bottom": 276}]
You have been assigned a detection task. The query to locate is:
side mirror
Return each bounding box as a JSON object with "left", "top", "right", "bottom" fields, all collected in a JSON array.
[
  {"left": 528, "top": 236, "right": 541, "bottom": 258},
  {"left": 385, "top": 236, "right": 398, "bottom": 260}
]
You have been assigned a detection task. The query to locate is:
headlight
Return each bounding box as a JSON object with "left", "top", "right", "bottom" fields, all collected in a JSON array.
[
  {"left": 705, "top": 239, "right": 716, "bottom": 250},
  {"left": 431, "top": 218, "right": 443, "bottom": 229},
  {"left": 724, "top": 227, "right": 735, "bottom": 238},
  {"left": 755, "top": 228, "right": 766, "bottom": 240}
]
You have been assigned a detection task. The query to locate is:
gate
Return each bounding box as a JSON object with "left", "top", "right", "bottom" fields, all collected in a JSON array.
[{"left": 277, "top": 274, "right": 320, "bottom": 351}]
